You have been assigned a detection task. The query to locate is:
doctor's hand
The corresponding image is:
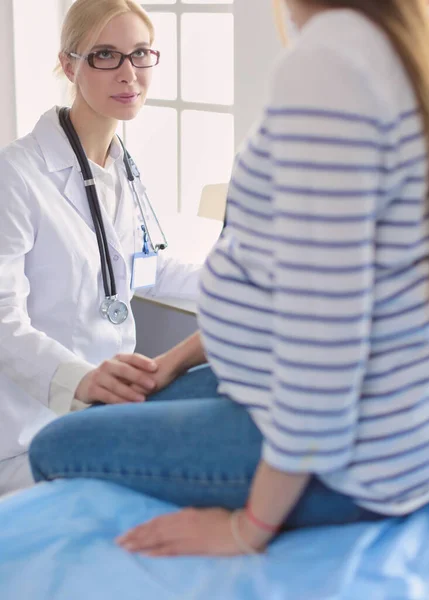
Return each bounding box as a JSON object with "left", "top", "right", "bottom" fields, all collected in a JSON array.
[{"left": 75, "top": 353, "right": 159, "bottom": 405}]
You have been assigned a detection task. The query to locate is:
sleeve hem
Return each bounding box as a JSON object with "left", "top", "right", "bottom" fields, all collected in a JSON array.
[
  {"left": 49, "top": 360, "right": 95, "bottom": 416},
  {"left": 262, "top": 441, "right": 351, "bottom": 474}
]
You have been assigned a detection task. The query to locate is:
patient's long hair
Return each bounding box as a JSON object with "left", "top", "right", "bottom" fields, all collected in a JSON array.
[{"left": 275, "top": 0, "right": 429, "bottom": 156}]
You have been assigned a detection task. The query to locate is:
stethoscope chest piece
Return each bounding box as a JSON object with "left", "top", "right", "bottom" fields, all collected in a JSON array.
[{"left": 100, "top": 296, "right": 129, "bottom": 325}]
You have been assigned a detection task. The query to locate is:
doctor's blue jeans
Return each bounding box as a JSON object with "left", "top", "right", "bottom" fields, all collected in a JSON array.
[{"left": 29, "top": 365, "right": 384, "bottom": 529}]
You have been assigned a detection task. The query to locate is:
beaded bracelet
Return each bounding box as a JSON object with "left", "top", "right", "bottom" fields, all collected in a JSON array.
[{"left": 230, "top": 510, "right": 260, "bottom": 555}]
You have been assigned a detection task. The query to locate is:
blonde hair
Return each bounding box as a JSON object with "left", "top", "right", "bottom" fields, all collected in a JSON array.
[
  {"left": 273, "top": 0, "right": 429, "bottom": 155},
  {"left": 56, "top": 0, "right": 155, "bottom": 76}
]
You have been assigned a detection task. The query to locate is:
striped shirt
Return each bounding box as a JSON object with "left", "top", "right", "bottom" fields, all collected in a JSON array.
[{"left": 197, "top": 9, "right": 429, "bottom": 515}]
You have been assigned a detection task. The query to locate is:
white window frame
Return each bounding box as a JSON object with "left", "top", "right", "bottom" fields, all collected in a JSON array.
[
  {"left": 124, "top": 2, "right": 234, "bottom": 214},
  {"left": 4, "top": 0, "right": 282, "bottom": 150}
]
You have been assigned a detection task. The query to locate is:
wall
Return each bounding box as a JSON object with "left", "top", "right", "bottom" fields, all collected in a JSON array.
[
  {"left": 132, "top": 298, "right": 197, "bottom": 358},
  {"left": 13, "top": 0, "right": 64, "bottom": 138},
  {"left": 234, "top": 0, "right": 282, "bottom": 148},
  {"left": 0, "top": 0, "right": 16, "bottom": 148}
]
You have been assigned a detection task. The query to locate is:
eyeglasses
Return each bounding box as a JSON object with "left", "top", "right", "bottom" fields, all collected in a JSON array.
[{"left": 69, "top": 48, "right": 160, "bottom": 70}]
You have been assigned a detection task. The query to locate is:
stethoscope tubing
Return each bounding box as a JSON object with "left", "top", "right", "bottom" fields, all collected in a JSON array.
[
  {"left": 116, "top": 139, "right": 168, "bottom": 254},
  {"left": 58, "top": 107, "right": 117, "bottom": 298}
]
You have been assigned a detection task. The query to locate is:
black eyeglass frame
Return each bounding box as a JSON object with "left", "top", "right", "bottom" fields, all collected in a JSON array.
[{"left": 68, "top": 49, "right": 161, "bottom": 70}]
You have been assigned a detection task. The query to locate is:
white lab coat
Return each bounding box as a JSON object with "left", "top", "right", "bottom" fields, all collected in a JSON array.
[{"left": 0, "top": 107, "right": 199, "bottom": 464}]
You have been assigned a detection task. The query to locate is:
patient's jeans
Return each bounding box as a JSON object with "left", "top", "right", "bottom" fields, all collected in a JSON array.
[{"left": 29, "top": 365, "right": 383, "bottom": 529}]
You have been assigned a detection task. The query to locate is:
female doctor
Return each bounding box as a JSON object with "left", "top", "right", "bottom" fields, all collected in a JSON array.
[{"left": 0, "top": 0, "right": 200, "bottom": 495}]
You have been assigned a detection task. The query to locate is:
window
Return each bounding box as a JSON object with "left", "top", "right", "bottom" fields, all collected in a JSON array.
[
  {"left": 13, "top": 0, "right": 235, "bottom": 220},
  {"left": 8, "top": 0, "right": 281, "bottom": 277},
  {"left": 124, "top": 1, "right": 235, "bottom": 218}
]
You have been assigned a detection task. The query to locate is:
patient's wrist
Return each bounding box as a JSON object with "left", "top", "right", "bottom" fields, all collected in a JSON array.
[
  {"left": 239, "top": 509, "right": 275, "bottom": 549},
  {"left": 155, "top": 349, "right": 186, "bottom": 381}
]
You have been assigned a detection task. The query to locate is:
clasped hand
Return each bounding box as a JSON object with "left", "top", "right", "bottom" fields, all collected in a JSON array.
[{"left": 75, "top": 352, "right": 177, "bottom": 405}]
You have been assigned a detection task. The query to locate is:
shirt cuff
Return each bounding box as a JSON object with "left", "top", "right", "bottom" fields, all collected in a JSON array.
[{"left": 49, "top": 361, "right": 95, "bottom": 416}]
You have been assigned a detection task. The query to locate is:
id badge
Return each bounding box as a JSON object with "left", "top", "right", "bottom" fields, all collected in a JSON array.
[{"left": 131, "top": 252, "right": 158, "bottom": 289}]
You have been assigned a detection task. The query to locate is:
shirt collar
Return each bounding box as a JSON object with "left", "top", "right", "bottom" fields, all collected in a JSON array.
[{"left": 32, "top": 106, "right": 124, "bottom": 175}]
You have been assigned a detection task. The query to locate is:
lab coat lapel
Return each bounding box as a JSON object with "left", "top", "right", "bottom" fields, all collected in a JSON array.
[
  {"left": 33, "top": 107, "right": 124, "bottom": 256},
  {"left": 63, "top": 168, "right": 124, "bottom": 255},
  {"left": 33, "top": 108, "right": 96, "bottom": 231},
  {"left": 63, "top": 167, "right": 96, "bottom": 231},
  {"left": 97, "top": 189, "right": 123, "bottom": 256},
  {"left": 115, "top": 172, "right": 132, "bottom": 245}
]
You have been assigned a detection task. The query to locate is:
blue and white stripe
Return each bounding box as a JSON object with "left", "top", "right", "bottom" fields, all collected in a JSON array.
[{"left": 198, "top": 10, "right": 429, "bottom": 515}]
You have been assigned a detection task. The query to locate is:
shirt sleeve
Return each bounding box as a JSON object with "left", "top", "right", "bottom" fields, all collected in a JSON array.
[
  {"left": 49, "top": 361, "right": 95, "bottom": 416},
  {"left": 261, "top": 42, "right": 382, "bottom": 473}
]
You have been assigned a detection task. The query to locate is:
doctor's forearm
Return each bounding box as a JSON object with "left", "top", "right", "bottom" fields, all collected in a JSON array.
[{"left": 157, "top": 331, "right": 206, "bottom": 377}]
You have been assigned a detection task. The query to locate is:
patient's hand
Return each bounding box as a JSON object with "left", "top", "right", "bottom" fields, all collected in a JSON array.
[
  {"left": 75, "top": 353, "right": 158, "bottom": 405},
  {"left": 146, "top": 332, "right": 206, "bottom": 395},
  {"left": 149, "top": 352, "right": 181, "bottom": 394},
  {"left": 116, "top": 507, "right": 267, "bottom": 557}
]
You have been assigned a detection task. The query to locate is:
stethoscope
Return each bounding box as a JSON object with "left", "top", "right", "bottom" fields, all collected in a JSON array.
[{"left": 58, "top": 107, "right": 168, "bottom": 325}]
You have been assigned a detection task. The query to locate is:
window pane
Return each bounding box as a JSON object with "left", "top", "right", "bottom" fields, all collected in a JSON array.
[
  {"left": 125, "top": 107, "right": 178, "bottom": 215},
  {"left": 13, "top": 0, "right": 63, "bottom": 137},
  {"left": 181, "top": 110, "right": 234, "bottom": 215},
  {"left": 181, "top": 14, "right": 234, "bottom": 105},
  {"left": 147, "top": 13, "right": 177, "bottom": 101}
]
